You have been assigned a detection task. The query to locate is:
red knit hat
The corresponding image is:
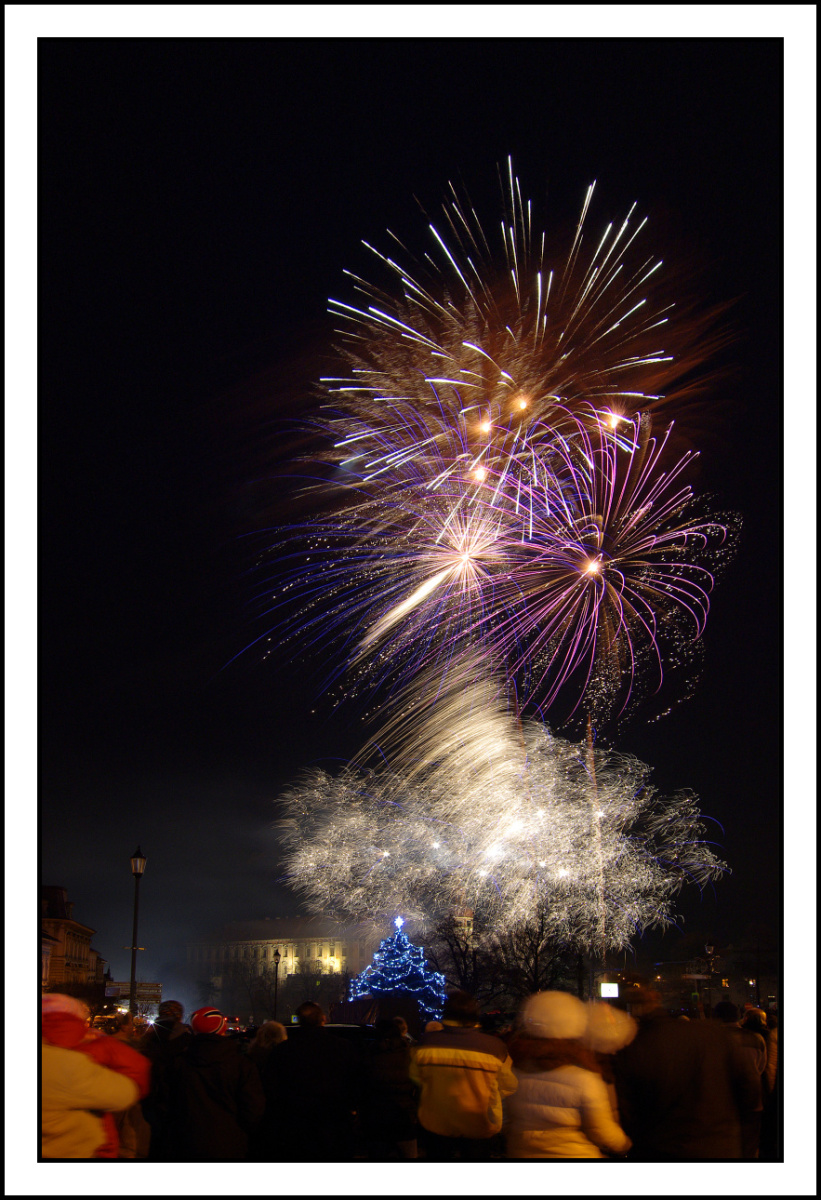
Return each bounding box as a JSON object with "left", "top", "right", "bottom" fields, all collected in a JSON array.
[{"left": 190, "top": 1006, "right": 227, "bottom": 1035}]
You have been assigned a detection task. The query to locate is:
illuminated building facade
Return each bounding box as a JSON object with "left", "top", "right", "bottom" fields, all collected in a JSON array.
[
  {"left": 186, "top": 917, "right": 381, "bottom": 1020},
  {"left": 41, "top": 886, "right": 107, "bottom": 989}
]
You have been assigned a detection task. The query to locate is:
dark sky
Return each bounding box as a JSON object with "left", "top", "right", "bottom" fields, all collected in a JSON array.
[{"left": 37, "top": 37, "right": 786, "bottom": 1012}]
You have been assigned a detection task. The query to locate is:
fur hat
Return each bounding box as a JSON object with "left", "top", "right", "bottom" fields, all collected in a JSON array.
[
  {"left": 519, "top": 990, "right": 587, "bottom": 1040},
  {"left": 583, "top": 1001, "right": 638, "bottom": 1053}
]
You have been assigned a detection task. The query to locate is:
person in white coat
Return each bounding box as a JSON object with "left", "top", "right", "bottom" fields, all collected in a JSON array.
[{"left": 504, "top": 991, "right": 631, "bottom": 1160}]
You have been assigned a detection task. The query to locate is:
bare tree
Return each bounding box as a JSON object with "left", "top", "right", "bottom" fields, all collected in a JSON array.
[
  {"left": 423, "top": 914, "right": 507, "bottom": 1007},
  {"left": 279, "top": 966, "right": 349, "bottom": 1018},
  {"left": 486, "top": 906, "right": 577, "bottom": 1002}
]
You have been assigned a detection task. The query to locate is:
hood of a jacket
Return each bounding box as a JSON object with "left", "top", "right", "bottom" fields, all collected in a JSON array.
[{"left": 508, "top": 1033, "right": 600, "bottom": 1074}]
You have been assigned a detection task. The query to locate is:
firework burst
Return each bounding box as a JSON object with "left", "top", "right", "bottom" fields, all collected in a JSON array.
[
  {"left": 277, "top": 717, "right": 728, "bottom": 954},
  {"left": 253, "top": 162, "right": 737, "bottom": 731},
  {"left": 266, "top": 163, "right": 736, "bottom": 951},
  {"left": 321, "top": 158, "right": 723, "bottom": 493}
]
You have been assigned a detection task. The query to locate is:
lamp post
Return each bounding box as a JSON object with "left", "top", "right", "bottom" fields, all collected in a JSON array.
[
  {"left": 273, "top": 948, "right": 281, "bottom": 1021},
  {"left": 128, "top": 847, "right": 146, "bottom": 1015},
  {"left": 704, "top": 942, "right": 716, "bottom": 1014}
]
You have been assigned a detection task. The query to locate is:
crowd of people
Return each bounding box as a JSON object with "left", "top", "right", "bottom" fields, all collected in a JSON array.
[{"left": 40, "top": 981, "right": 780, "bottom": 1162}]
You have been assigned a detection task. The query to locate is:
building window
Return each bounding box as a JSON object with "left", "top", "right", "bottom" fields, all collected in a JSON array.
[
  {"left": 305, "top": 944, "right": 311, "bottom": 957},
  {"left": 721, "top": 978, "right": 729, "bottom": 988}
]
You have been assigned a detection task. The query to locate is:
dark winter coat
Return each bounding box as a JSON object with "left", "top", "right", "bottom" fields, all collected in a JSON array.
[
  {"left": 258, "top": 1026, "right": 363, "bottom": 1160},
  {"left": 138, "top": 1020, "right": 193, "bottom": 1160},
  {"left": 613, "top": 1009, "right": 761, "bottom": 1160},
  {"left": 361, "top": 1032, "right": 418, "bottom": 1143},
  {"left": 166, "top": 1033, "right": 265, "bottom": 1161}
]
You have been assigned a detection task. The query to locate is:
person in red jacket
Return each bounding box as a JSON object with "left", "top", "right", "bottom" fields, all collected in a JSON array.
[{"left": 41, "top": 994, "right": 151, "bottom": 1159}]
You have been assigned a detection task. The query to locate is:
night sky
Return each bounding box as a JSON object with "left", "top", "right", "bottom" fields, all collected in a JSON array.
[{"left": 34, "top": 37, "right": 790, "bottom": 1018}]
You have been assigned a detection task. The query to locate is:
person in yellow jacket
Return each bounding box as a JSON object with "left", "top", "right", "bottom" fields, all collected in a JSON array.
[
  {"left": 41, "top": 994, "right": 140, "bottom": 1159},
  {"left": 410, "top": 990, "right": 517, "bottom": 1161}
]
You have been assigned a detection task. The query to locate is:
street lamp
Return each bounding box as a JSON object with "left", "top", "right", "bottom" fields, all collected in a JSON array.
[
  {"left": 704, "top": 942, "right": 715, "bottom": 1014},
  {"left": 128, "top": 847, "right": 146, "bottom": 1015},
  {"left": 273, "top": 948, "right": 281, "bottom": 1021}
]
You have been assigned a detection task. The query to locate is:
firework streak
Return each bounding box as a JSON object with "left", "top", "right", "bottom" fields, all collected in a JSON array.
[
  {"left": 277, "top": 714, "right": 727, "bottom": 952},
  {"left": 264, "top": 162, "right": 737, "bottom": 945}
]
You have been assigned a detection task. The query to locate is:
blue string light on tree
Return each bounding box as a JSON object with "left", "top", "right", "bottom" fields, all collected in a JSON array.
[{"left": 348, "top": 916, "right": 447, "bottom": 1022}]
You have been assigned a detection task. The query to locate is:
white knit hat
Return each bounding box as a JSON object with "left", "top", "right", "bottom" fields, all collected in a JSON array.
[
  {"left": 583, "top": 1001, "right": 638, "bottom": 1053},
  {"left": 519, "top": 990, "right": 587, "bottom": 1039}
]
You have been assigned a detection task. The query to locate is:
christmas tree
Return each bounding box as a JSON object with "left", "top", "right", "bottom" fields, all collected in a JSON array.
[{"left": 349, "top": 917, "right": 446, "bottom": 1022}]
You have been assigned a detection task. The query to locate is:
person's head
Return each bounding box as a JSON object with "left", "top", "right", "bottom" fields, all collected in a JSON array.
[
  {"left": 442, "top": 990, "right": 480, "bottom": 1026},
  {"left": 424, "top": 1019, "right": 444, "bottom": 1033},
  {"left": 252, "top": 1020, "right": 287, "bottom": 1049},
  {"left": 393, "top": 1016, "right": 409, "bottom": 1038},
  {"left": 712, "top": 1000, "right": 740, "bottom": 1024},
  {"left": 519, "top": 990, "right": 587, "bottom": 1041},
  {"left": 112, "top": 1010, "right": 136, "bottom": 1034},
  {"left": 41, "top": 993, "right": 92, "bottom": 1048},
  {"left": 296, "top": 1001, "right": 326, "bottom": 1028},
  {"left": 375, "top": 1017, "right": 402, "bottom": 1043},
  {"left": 583, "top": 1001, "right": 638, "bottom": 1053},
  {"left": 741, "top": 1008, "right": 767, "bottom": 1036},
  {"left": 190, "top": 1006, "right": 228, "bottom": 1036},
  {"left": 158, "top": 1000, "right": 185, "bottom": 1025},
  {"left": 619, "top": 975, "right": 663, "bottom": 1017}
]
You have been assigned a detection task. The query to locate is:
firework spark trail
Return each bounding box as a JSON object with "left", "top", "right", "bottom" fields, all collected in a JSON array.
[
  {"left": 264, "top": 163, "right": 737, "bottom": 950},
  {"left": 489, "top": 409, "right": 740, "bottom": 722},
  {"left": 277, "top": 716, "right": 728, "bottom": 953},
  {"left": 258, "top": 409, "right": 737, "bottom": 728},
  {"left": 323, "top": 160, "right": 684, "bottom": 491},
  {"left": 255, "top": 162, "right": 737, "bottom": 731}
]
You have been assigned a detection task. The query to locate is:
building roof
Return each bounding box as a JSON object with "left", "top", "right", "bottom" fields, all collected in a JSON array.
[{"left": 41, "top": 886, "right": 96, "bottom": 933}]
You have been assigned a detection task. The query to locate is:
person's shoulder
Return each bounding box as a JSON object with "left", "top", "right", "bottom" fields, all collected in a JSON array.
[
  {"left": 423, "top": 1024, "right": 510, "bottom": 1061},
  {"left": 42, "top": 1041, "right": 77, "bottom": 1068},
  {"left": 327, "top": 1031, "right": 361, "bottom": 1060},
  {"left": 471, "top": 1027, "right": 511, "bottom": 1056}
]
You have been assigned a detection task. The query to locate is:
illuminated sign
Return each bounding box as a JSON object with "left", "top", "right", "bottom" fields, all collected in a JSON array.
[
  {"left": 110, "top": 982, "right": 163, "bottom": 1002},
  {"left": 600, "top": 982, "right": 619, "bottom": 998}
]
